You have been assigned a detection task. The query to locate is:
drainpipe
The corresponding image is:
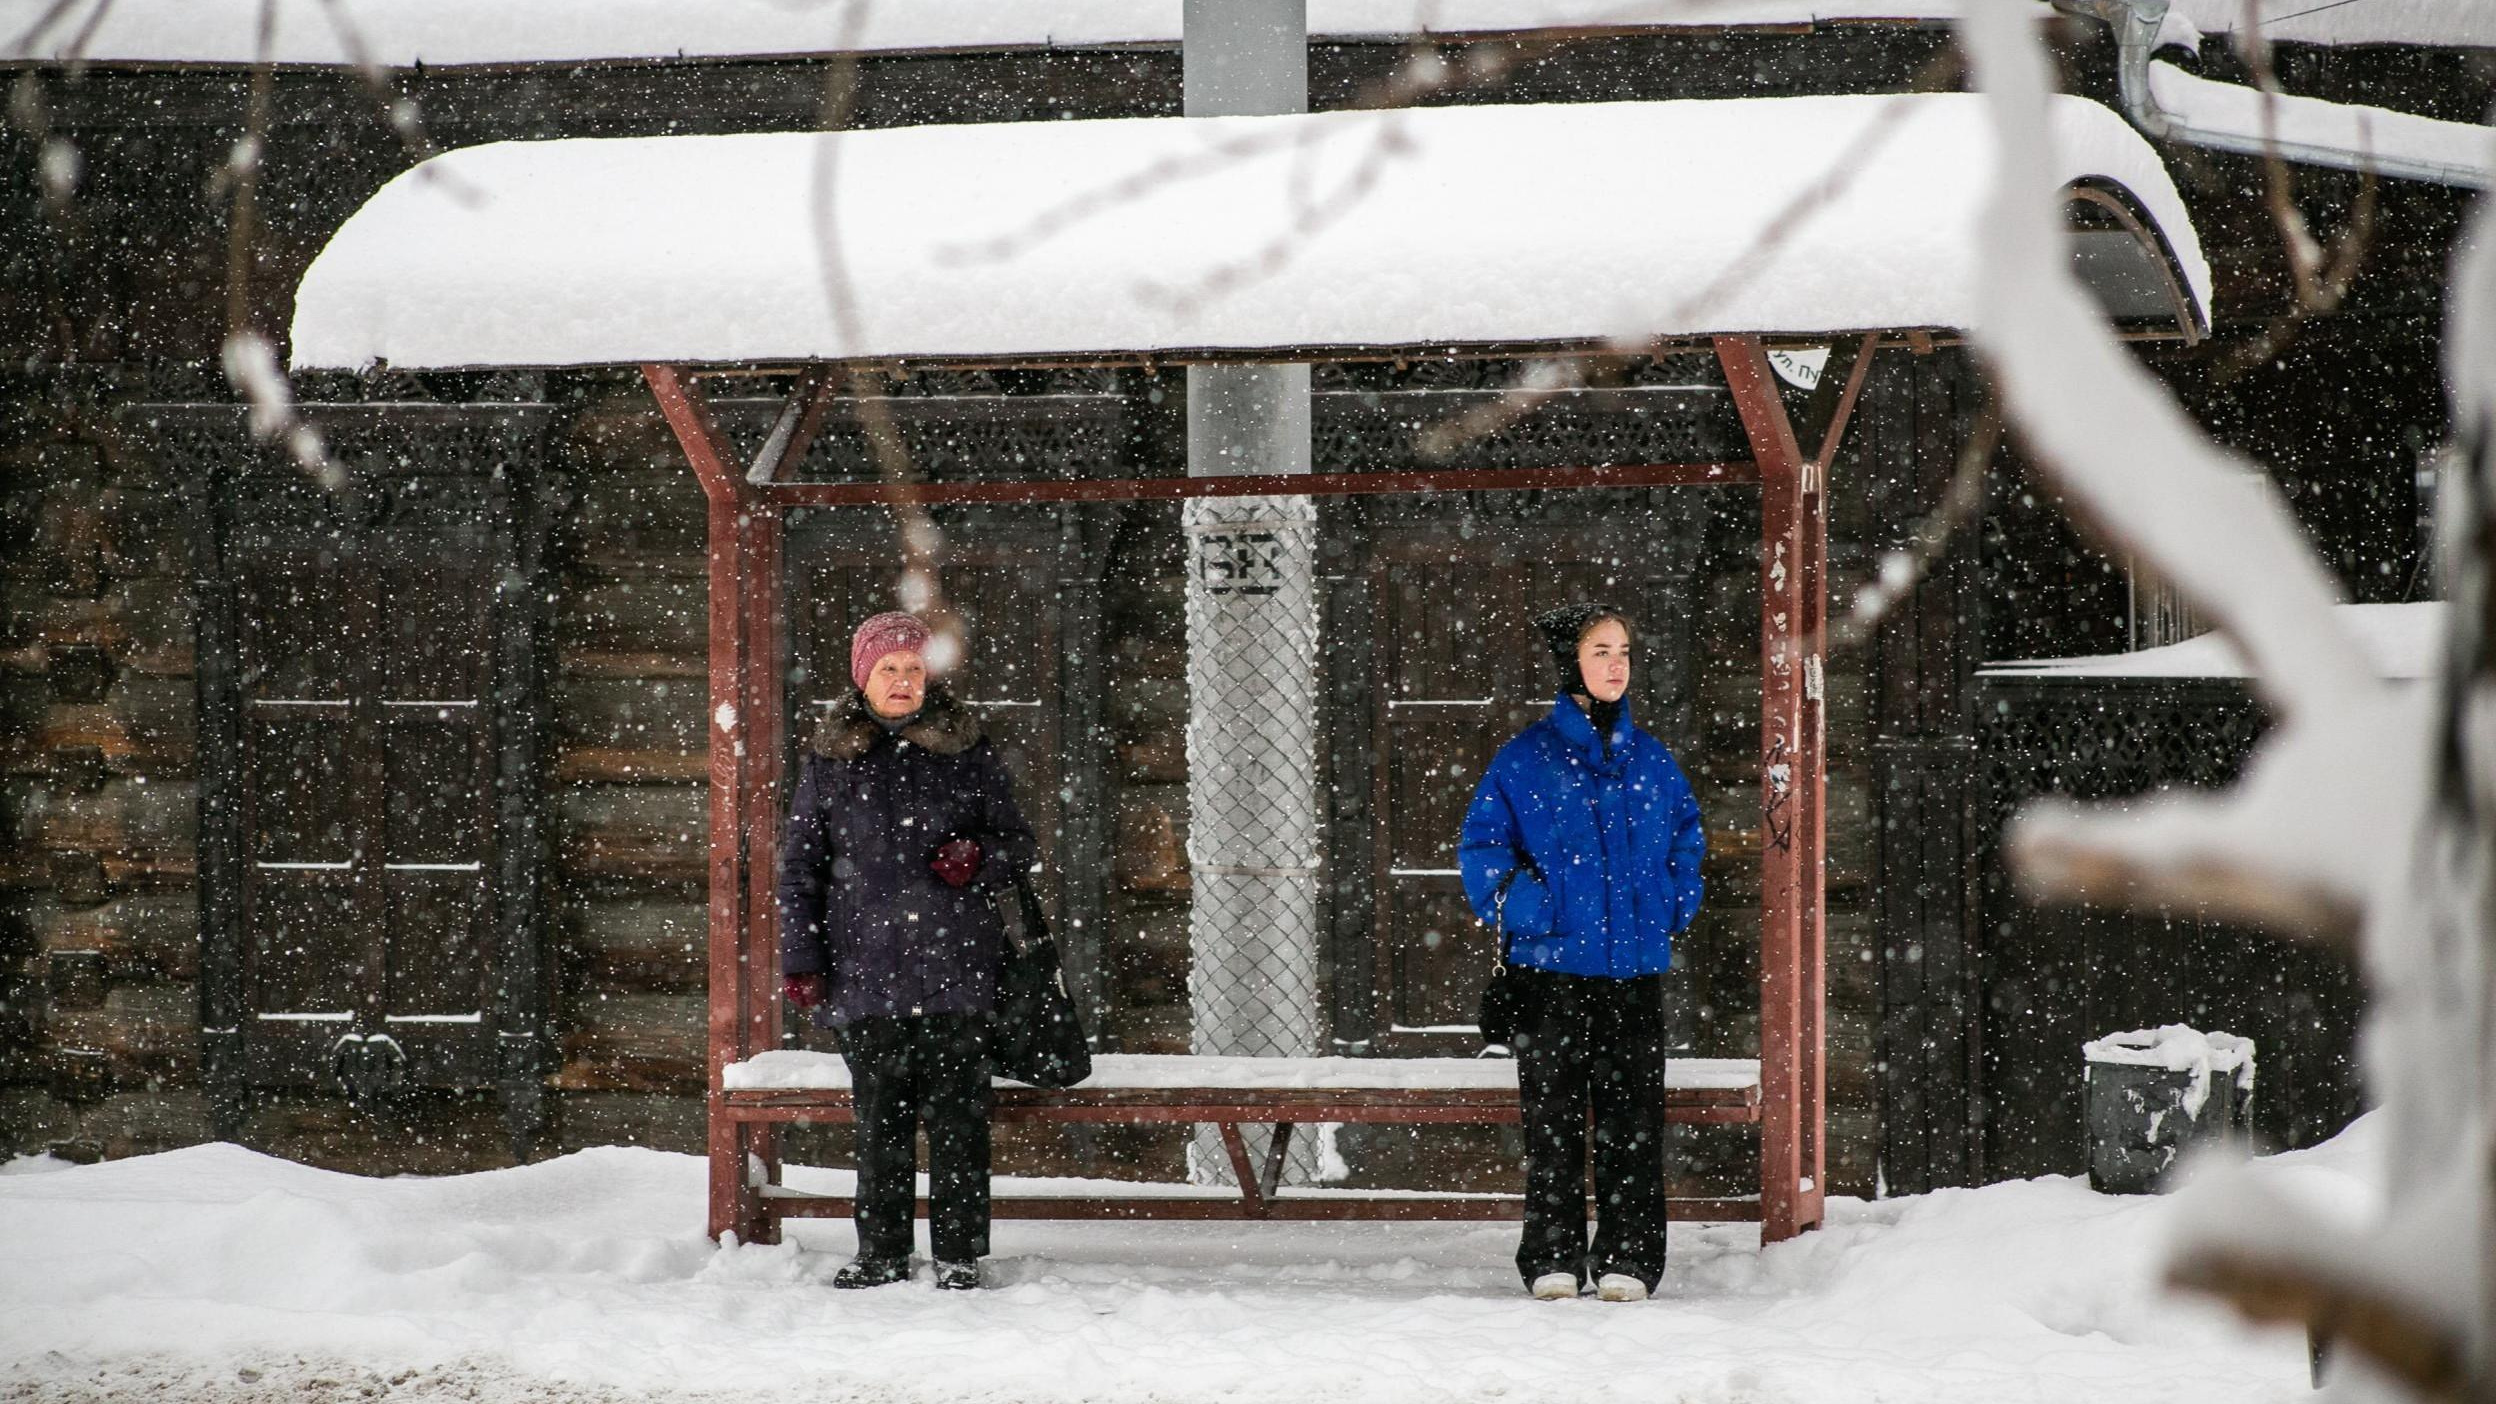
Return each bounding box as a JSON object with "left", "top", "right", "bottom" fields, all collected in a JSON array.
[
  {"left": 2058, "top": 0, "right": 2494, "bottom": 190},
  {"left": 1181, "top": 0, "right": 1324, "bottom": 1186}
]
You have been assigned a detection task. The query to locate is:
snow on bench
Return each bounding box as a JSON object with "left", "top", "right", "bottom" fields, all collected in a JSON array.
[
  {"left": 723, "top": 1052, "right": 1766, "bottom": 1224},
  {"left": 723, "top": 1050, "right": 1763, "bottom": 1093}
]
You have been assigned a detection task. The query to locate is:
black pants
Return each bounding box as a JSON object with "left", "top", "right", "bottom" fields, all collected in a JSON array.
[
  {"left": 839, "top": 1013, "right": 992, "bottom": 1264},
  {"left": 1511, "top": 969, "right": 1670, "bottom": 1292}
]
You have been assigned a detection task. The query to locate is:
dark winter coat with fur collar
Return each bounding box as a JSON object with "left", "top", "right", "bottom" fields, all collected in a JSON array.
[{"left": 776, "top": 687, "right": 1039, "bottom": 1028}]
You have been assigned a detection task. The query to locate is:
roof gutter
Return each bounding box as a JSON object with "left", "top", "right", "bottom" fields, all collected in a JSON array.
[{"left": 2057, "top": 0, "right": 2494, "bottom": 190}]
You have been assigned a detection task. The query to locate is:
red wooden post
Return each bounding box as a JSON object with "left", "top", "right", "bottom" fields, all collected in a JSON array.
[
  {"left": 644, "top": 364, "right": 785, "bottom": 1246},
  {"left": 1715, "top": 335, "right": 1826, "bottom": 1243},
  {"left": 1795, "top": 377, "right": 1830, "bottom": 1236},
  {"left": 738, "top": 480, "right": 787, "bottom": 1230}
]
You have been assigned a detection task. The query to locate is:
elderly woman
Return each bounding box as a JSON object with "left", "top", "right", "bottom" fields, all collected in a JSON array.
[
  {"left": 1459, "top": 603, "right": 1706, "bottom": 1303},
  {"left": 778, "top": 611, "right": 1039, "bottom": 1292}
]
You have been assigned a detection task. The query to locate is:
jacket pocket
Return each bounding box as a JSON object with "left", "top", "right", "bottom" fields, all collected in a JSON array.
[{"left": 1501, "top": 869, "right": 1557, "bottom": 938}]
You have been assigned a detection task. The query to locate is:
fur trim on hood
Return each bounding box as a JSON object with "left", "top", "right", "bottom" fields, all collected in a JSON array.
[{"left": 811, "top": 684, "right": 985, "bottom": 761}]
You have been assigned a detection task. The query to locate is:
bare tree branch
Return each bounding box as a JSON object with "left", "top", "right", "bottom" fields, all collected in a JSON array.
[
  {"left": 2009, "top": 823, "right": 2363, "bottom": 950},
  {"left": 2203, "top": 0, "right": 2380, "bottom": 386},
  {"left": 211, "top": 0, "right": 346, "bottom": 491},
  {"left": 1837, "top": 398, "right": 2003, "bottom": 647}
]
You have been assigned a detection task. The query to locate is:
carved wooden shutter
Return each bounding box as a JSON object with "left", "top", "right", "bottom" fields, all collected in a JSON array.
[
  {"left": 177, "top": 403, "right": 553, "bottom": 1140},
  {"left": 231, "top": 478, "right": 500, "bottom": 1090}
]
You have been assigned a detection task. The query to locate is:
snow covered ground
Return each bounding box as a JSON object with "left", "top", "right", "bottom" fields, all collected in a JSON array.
[{"left": 0, "top": 1120, "right": 2375, "bottom": 1404}]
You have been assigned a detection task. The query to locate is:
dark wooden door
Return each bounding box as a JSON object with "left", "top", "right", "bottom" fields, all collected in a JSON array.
[
  {"left": 1362, "top": 527, "right": 1695, "bottom": 1055},
  {"left": 228, "top": 471, "right": 505, "bottom": 1090}
]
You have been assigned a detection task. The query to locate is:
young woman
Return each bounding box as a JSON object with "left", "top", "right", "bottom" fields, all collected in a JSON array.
[
  {"left": 777, "top": 611, "right": 1039, "bottom": 1291},
  {"left": 1458, "top": 603, "right": 1706, "bottom": 1303}
]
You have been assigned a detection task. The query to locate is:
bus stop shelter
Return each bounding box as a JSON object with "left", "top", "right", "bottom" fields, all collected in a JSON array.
[{"left": 291, "top": 92, "right": 2210, "bottom": 1244}]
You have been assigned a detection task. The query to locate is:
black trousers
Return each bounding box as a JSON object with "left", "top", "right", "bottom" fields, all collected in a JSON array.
[
  {"left": 839, "top": 1013, "right": 992, "bottom": 1264},
  {"left": 1511, "top": 969, "right": 1670, "bottom": 1291}
]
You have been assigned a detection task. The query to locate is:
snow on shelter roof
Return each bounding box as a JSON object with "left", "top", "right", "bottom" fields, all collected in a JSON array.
[
  {"left": 288, "top": 94, "right": 2211, "bottom": 372},
  {"left": 2, "top": 2, "right": 2030, "bottom": 68}
]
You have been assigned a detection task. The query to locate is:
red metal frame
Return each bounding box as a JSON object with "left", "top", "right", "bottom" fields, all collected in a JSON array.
[{"left": 647, "top": 329, "right": 1843, "bottom": 1248}]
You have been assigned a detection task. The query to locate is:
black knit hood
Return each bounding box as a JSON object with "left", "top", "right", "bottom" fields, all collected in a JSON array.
[{"left": 1534, "top": 602, "right": 1631, "bottom": 694}]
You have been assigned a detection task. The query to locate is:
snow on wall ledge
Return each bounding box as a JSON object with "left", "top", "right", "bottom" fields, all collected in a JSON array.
[
  {"left": 1982, "top": 602, "right": 2445, "bottom": 680},
  {"left": 288, "top": 94, "right": 2211, "bottom": 372}
]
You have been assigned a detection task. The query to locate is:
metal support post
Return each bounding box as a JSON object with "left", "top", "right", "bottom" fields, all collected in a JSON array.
[{"left": 1182, "top": 0, "right": 1319, "bottom": 1186}]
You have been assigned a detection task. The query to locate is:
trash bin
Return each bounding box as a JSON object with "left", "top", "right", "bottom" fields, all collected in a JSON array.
[{"left": 2082, "top": 1025, "right": 2256, "bottom": 1194}]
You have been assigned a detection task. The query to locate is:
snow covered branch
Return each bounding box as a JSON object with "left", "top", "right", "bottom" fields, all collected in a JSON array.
[{"left": 1961, "top": 3, "right": 2487, "bottom": 1394}]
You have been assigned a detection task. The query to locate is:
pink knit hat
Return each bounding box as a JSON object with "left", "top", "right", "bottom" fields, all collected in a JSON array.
[{"left": 849, "top": 611, "right": 932, "bottom": 691}]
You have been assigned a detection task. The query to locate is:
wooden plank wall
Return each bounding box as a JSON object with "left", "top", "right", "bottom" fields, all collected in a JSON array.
[{"left": 2, "top": 423, "right": 214, "bottom": 1160}]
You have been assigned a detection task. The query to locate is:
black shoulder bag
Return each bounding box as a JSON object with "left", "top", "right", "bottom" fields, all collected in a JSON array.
[
  {"left": 989, "top": 876, "right": 1094, "bottom": 1088},
  {"left": 1476, "top": 865, "right": 1529, "bottom": 1053}
]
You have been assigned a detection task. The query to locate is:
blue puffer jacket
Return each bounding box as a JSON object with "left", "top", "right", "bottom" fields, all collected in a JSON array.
[{"left": 1458, "top": 693, "right": 1705, "bottom": 978}]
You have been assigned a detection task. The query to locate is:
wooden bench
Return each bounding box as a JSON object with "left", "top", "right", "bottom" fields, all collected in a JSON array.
[{"left": 721, "top": 1052, "right": 1764, "bottom": 1230}]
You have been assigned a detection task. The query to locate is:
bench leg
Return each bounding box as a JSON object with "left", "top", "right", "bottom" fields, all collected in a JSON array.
[
  {"left": 1261, "top": 1122, "right": 1296, "bottom": 1202},
  {"left": 708, "top": 1107, "right": 772, "bottom": 1246},
  {"left": 1218, "top": 1122, "right": 1267, "bottom": 1217}
]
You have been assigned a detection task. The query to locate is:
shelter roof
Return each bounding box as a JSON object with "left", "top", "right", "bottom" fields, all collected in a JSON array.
[{"left": 289, "top": 93, "right": 2209, "bottom": 372}]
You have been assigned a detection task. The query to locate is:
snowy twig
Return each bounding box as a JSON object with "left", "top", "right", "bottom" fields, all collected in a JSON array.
[
  {"left": 2009, "top": 823, "right": 2362, "bottom": 948},
  {"left": 221, "top": 331, "right": 341, "bottom": 490},
  {"left": 1836, "top": 399, "right": 2002, "bottom": 647},
  {"left": 805, "top": 5, "right": 966, "bottom": 673},
  {"left": 2198, "top": 0, "right": 2380, "bottom": 386},
  {"left": 1962, "top": 6, "right": 2367, "bottom": 721},
  {"left": 211, "top": 0, "right": 349, "bottom": 493},
  {"left": 1419, "top": 39, "right": 1962, "bottom": 463},
  {"left": 2235, "top": 2, "right": 2327, "bottom": 305},
  {"left": 308, "top": 0, "right": 479, "bottom": 205}
]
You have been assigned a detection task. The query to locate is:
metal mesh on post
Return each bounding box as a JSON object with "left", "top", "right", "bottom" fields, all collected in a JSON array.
[{"left": 1184, "top": 363, "right": 1324, "bottom": 1186}]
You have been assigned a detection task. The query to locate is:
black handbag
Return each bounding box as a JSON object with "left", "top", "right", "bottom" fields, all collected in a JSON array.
[
  {"left": 1476, "top": 867, "right": 1528, "bottom": 1053},
  {"left": 989, "top": 877, "right": 1094, "bottom": 1088}
]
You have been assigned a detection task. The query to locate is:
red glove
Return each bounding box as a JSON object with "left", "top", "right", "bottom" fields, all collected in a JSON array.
[
  {"left": 782, "top": 973, "right": 825, "bottom": 1010},
  {"left": 930, "top": 837, "right": 983, "bottom": 889}
]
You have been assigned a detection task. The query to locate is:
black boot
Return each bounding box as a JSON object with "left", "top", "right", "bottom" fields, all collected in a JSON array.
[
  {"left": 934, "top": 1259, "right": 983, "bottom": 1291},
  {"left": 833, "top": 1256, "right": 911, "bottom": 1289}
]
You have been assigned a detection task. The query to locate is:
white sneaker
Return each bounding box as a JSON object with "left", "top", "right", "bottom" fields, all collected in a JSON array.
[
  {"left": 1595, "top": 1273, "right": 1649, "bottom": 1303},
  {"left": 1529, "top": 1272, "right": 1579, "bottom": 1301}
]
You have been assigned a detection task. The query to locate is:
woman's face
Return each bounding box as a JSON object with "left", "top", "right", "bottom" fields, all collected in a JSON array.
[
  {"left": 1577, "top": 619, "right": 1631, "bottom": 704},
  {"left": 865, "top": 649, "right": 927, "bottom": 718}
]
